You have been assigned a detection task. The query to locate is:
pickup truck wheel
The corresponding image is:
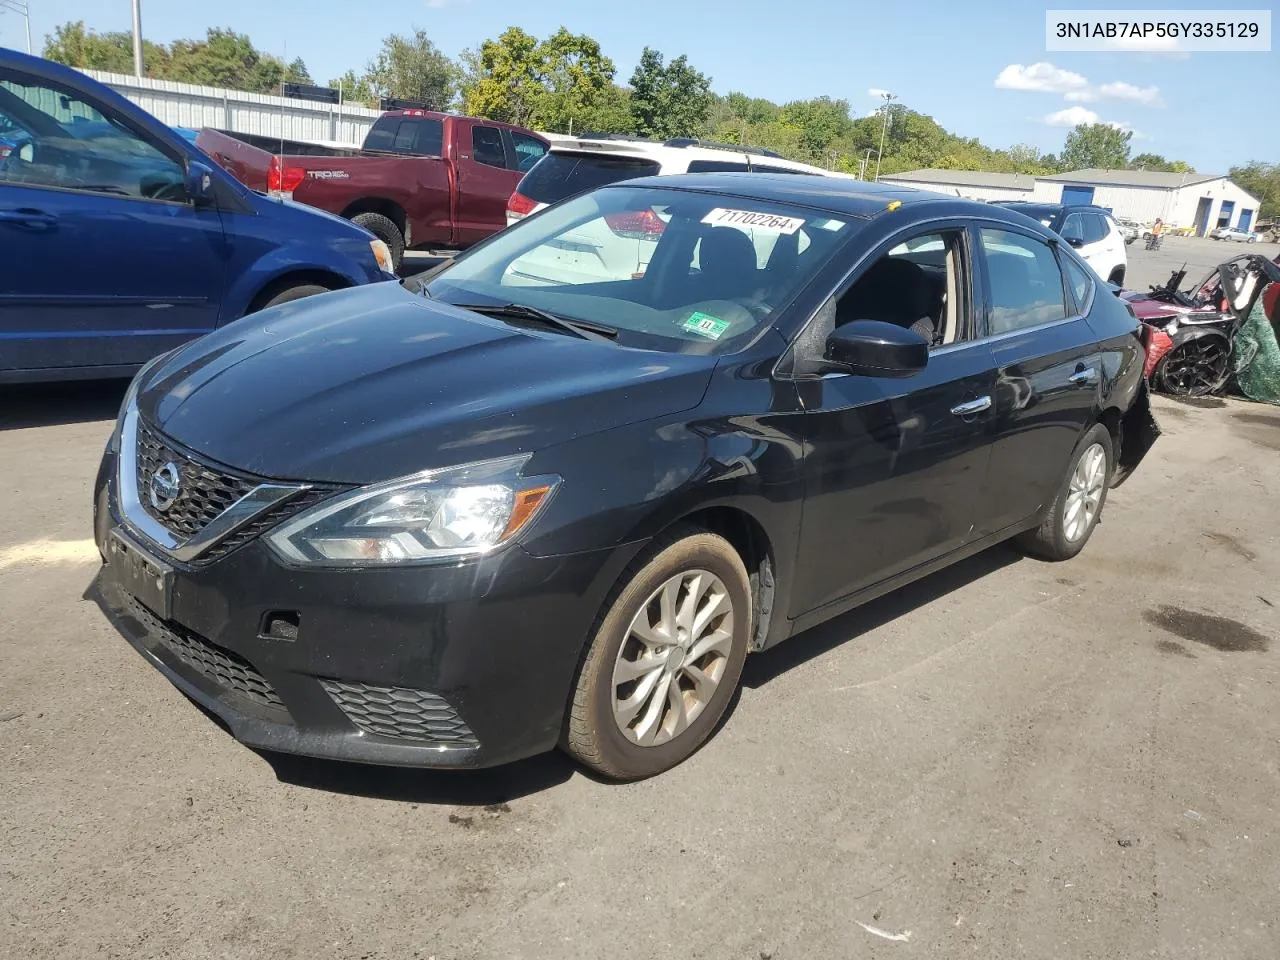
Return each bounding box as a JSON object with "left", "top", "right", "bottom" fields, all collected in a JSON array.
[
  {"left": 351, "top": 213, "right": 405, "bottom": 270},
  {"left": 563, "top": 526, "right": 751, "bottom": 781},
  {"left": 1016, "top": 424, "right": 1113, "bottom": 562},
  {"left": 262, "top": 284, "right": 330, "bottom": 309}
]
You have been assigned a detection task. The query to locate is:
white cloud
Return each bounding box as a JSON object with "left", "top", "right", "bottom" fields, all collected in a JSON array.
[
  {"left": 1098, "top": 81, "right": 1164, "bottom": 106},
  {"left": 995, "top": 62, "right": 1090, "bottom": 96},
  {"left": 867, "top": 87, "right": 891, "bottom": 99},
  {"left": 1044, "top": 106, "right": 1098, "bottom": 127}
]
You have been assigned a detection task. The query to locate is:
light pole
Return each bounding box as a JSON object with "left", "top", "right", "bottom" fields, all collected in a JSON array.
[
  {"left": 131, "top": 0, "right": 144, "bottom": 76},
  {"left": 875, "top": 91, "right": 896, "bottom": 181},
  {"left": 0, "top": 0, "right": 31, "bottom": 54},
  {"left": 859, "top": 148, "right": 874, "bottom": 180}
]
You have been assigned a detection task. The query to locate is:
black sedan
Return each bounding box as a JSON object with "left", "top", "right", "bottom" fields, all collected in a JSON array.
[{"left": 93, "top": 174, "right": 1158, "bottom": 780}]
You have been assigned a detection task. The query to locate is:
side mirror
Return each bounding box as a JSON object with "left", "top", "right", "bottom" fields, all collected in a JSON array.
[
  {"left": 824, "top": 320, "right": 928, "bottom": 378},
  {"left": 185, "top": 159, "right": 216, "bottom": 206},
  {"left": 1066, "top": 236, "right": 1084, "bottom": 248}
]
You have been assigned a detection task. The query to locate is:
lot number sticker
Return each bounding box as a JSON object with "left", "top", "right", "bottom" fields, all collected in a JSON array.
[
  {"left": 701, "top": 208, "right": 805, "bottom": 234},
  {"left": 682, "top": 312, "right": 731, "bottom": 340}
]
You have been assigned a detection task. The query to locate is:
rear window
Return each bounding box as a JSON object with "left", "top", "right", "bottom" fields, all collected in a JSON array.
[
  {"left": 364, "top": 116, "right": 443, "bottom": 156},
  {"left": 518, "top": 152, "right": 661, "bottom": 205}
]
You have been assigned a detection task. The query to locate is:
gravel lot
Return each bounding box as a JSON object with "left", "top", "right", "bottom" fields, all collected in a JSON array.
[{"left": 2, "top": 237, "right": 1279, "bottom": 960}]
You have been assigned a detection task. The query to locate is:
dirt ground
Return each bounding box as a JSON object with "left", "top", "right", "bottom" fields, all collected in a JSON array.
[{"left": 2, "top": 237, "right": 1279, "bottom": 959}]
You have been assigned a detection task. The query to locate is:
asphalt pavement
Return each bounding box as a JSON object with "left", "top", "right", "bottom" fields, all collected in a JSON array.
[{"left": 2, "top": 237, "right": 1279, "bottom": 959}]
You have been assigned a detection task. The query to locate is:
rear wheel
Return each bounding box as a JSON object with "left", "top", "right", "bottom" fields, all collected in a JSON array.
[
  {"left": 351, "top": 212, "right": 405, "bottom": 270},
  {"left": 1108, "top": 266, "right": 1125, "bottom": 286},
  {"left": 1017, "top": 424, "right": 1113, "bottom": 561},
  {"left": 563, "top": 527, "right": 751, "bottom": 780}
]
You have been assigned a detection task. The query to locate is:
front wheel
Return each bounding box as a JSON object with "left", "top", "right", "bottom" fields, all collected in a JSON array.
[
  {"left": 1016, "top": 425, "right": 1113, "bottom": 561},
  {"left": 563, "top": 527, "right": 751, "bottom": 780}
]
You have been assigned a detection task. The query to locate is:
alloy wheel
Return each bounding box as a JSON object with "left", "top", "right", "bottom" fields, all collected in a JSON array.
[
  {"left": 611, "top": 569, "right": 734, "bottom": 747},
  {"left": 1159, "top": 337, "right": 1230, "bottom": 396},
  {"left": 1064, "top": 443, "right": 1107, "bottom": 542}
]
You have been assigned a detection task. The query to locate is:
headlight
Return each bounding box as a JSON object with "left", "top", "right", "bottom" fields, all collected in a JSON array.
[
  {"left": 266, "top": 455, "right": 558, "bottom": 567},
  {"left": 370, "top": 239, "right": 396, "bottom": 275}
]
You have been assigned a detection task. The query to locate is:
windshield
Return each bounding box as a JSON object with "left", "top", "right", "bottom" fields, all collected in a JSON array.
[
  {"left": 518, "top": 151, "right": 661, "bottom": 205},
  {"left": 425, "top": 184, "right": 858, "bottom": 354}
]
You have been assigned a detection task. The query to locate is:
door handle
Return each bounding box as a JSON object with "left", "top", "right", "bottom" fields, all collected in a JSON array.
[
  {"left": 1068, "top": 367, "right": 1098, "bottom": 386},
  {"left": 0, "top": 208, "right": 56, "bottom": 229},
  {"left": 950, "top": 396, "right": 992, "bottom": 417}
]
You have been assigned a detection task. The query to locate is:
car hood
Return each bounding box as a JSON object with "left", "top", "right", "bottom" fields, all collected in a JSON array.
[{"left": 136, "top": 283, "right": 715, "bottom": 484}]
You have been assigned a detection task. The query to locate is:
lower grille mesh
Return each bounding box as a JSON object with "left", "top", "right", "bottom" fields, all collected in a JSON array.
[
  {"left": 123, "top": 593, "right": 284, "bottom": 710},
  {"left": 321, "top": 680, "right": 477, "bottom": 746}
]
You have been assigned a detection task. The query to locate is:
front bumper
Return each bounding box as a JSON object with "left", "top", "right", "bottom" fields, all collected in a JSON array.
[{"left": 93, "top": 449, "right": 641, "bottom": 769}]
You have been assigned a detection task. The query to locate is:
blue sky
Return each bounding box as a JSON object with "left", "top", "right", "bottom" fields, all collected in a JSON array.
[{"left": 2, "top": 0, "right": 1275, "bottom": 172}]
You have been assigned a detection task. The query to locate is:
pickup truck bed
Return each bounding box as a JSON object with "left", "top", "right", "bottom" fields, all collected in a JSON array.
[{"left": 197, "top": 112, "right": 549, "bottom": 268}]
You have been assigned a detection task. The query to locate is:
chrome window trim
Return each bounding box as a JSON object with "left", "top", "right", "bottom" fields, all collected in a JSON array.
[{"left": 118, "top": 406, "right": 308, "bottom": 563}]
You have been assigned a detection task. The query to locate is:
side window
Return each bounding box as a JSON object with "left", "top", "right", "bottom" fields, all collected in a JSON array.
[
  {"left": 472, "top": 126, "right": 506, "bottom": 168},
  {"left": 686, "top": 159, "right": 750, "bottom": 173},
  {"left": 1083, "top": 214, "right": 1108, "bottom": 244},
  {"left": 0, "top": 73, "right": 185, "bottom": 202},
  {"left": 833, "top": 231, "right": 965, "bottom": 347},
  {"left": 510, "top": 132, "right": 546, "bottom": 172},
  {"left": 752, "top": 164, "right": 805, "bottom": 175},
  {"left": 1060, "top": 254, "right": 1094, "bottom": 314},
  {"left": 980, "top": 228, "right": 1069, "bottom": 335},
  {"left": 413, "top": 119, "right": 443, "bottom": 156},
  {"left": 1061, "top": 212, "right": 1086, "bottom": 245}
]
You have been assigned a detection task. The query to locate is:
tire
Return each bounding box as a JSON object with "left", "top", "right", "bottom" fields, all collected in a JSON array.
[
  {"left": 1153, "top": 333, "right": 1232, "bottom": 397},
  {"left": 563, "top": 526, "right": 751, "bottom": 780},
  {"left": 1016, "top": 424, "right": 1113, "bottom": 562},
  {"left": 262, "top": 283, "right": 330, "bottom": 309},
  {"left": 1108, "top": 266, "right": 1125, "bottom": 286},
  {"left": 350, "top": 212, "right": 405, "bottom": 270}
]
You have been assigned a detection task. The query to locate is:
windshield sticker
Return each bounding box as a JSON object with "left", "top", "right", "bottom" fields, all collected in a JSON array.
[
  {"left": 701, "top": 208, "right": 805, "bottom": 234},
  {"left": 682, "top": 312, "right": 730, "bottom": 340}
]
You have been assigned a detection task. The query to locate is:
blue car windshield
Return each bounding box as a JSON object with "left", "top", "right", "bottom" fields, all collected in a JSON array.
[{"left": 426, "top": 184, "right": 859, "bottom": 354}]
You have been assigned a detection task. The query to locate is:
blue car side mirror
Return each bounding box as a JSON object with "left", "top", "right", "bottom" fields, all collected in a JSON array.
[{"left": 185, "top": 160, "right": 216, "bottom": 206}]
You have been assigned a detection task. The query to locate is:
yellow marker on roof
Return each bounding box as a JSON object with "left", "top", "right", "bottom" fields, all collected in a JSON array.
[{"left": 886, "top": 200, "right": 902, "bottom": 212}]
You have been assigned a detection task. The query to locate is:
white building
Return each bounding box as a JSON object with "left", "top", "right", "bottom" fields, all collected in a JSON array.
[{"left": 880, "top": 167, "right": 1262, "bottom": 236}]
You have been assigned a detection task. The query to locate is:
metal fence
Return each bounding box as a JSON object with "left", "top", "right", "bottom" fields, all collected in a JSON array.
[{"left": 76, "top": 69, "right": 381, "bottom": 146}]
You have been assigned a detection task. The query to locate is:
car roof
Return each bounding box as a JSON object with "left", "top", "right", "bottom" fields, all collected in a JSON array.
[
  {"left": 546, "top": 136, "right": 836, "bottom": 176},
  {"left": 1000, "top": 201, "right": 1112, "bottom": 217},
  {"left": 606, "top": 171, "right": 1013, "bottom": 221}
]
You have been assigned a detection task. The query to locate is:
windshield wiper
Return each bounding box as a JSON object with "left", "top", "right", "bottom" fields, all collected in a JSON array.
[{"left": 453, "top": 302, "right": 618, "bottom": 342}]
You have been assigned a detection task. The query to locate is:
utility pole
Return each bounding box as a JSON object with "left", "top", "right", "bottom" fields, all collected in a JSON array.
[
  {"left": 860, "top": 147, "right": 874, "bottom": 180},
  {"left": 875, "top": 91, "right": 897, "bottom": 181},
  {"left": 131, "top": 0, "right": 144, "bottom": 77},
  {"left": 0, "top": 0, "right": 31, "bottom": 54}
]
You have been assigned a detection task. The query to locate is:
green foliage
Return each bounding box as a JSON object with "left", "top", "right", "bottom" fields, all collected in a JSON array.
[
  {"left": 364, "top": 30, "right": 455, "bottom": 110},
  {"left": 1129, "top": 152, "right": 1194, "bottom": 173},
  {"left": 628, "top": 47, "right": 712, "bottom": 139},
  {"left": 328, "top": 70, "right": 378, "bottom": 108},
  {"left": 43, "top": 21, "right": 307, "bottom": 95},
  {"left": 1061, "top": 123, "right": 1132, "bottom": 170},
  {"left": 1228, "top": 162, "right": 1280, "bottom": 219},
  {"left": 460, "top": 26, "right": 619, "bottom": 133}
]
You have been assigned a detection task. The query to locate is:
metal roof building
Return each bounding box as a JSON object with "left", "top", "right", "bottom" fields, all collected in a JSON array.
[{"left": 880, "top": 167, "right": 1262, "bottom": 235}]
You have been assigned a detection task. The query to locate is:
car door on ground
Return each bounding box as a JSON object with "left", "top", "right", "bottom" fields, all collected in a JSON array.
[
  {"left": 789, "top": 226, "right": 998, "bottom": 616},
  {"left": 0, "top": 69, "right": 225, "bottom": 374},
  {"left": 973, "top": 227, "right": 1101, "bottom": 536}
]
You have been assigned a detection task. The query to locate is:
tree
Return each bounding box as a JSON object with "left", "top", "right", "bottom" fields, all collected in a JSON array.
[
  {"left": 780, "top": 97, "right": 855, "bottom": 164},
  {"left": 328, "top": 70, "right": 378, "bottom": 108},
  {"left": 365, "top": 30, "right": 456, "bottom": 110},
  {"left": 1228, "top": 162, "right": 1280, "bottom": 219},
  {"left": 285, "top": 58, "right": 312, "bottom": 85},
  {"left": 461, "top": 26, "right": 620, "bottom": 133},
  {"left": 1129, "top": 152, "right": 1194, "bottom": 173},
  {"left": 43, "top": 20, "right": 169, "bottom": 76},
  {"left": 1060, "top": 123, "right": 1132, "bottom": 170},
  {"left": 629, "top": 47, "right": 712, "bottom": 140}
]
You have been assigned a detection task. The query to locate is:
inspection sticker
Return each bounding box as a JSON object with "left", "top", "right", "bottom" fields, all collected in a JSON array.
[
  {"left": 683, "top": 312, "right": 730, "bottom": 339},
  {"left": 701, "top": 208, "right": 805, "bottom": 234}
]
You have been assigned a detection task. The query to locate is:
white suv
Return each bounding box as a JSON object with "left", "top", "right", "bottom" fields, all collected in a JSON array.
[
  {"left": 503, "top": 137, "right": 843, "bottom": 286},
  {"left": 998, "top": 202, "right": 1129, "bottom": 286}
]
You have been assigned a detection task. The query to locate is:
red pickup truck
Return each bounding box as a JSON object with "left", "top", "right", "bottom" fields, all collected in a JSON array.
[{"left": 196, "top": 111, "right": 549, "bottom": 268}]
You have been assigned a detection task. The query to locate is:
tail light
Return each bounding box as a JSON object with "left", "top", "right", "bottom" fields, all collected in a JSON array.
[
  {"left": 604, "top": 208, "right": 666, "bottom": 240},
  {"left": 267, "top": 157, "right": 306, "bottom": 199},
  {"left": 507, "top": 191, "right": 537, "bottom": 221}
]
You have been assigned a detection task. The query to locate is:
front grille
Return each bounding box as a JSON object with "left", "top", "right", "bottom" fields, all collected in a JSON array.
[
  {"left": 321, "top": 680, "right": 478, "bottom": 746},
  {"left": 136, "top": 419, "right": 255, "bottom": 540},
  {"left": 123, "top": 593, "right": 284, "bottom": 710},
  {"left": 197, "top": 487, "right": 336, "bottom": 565}
]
